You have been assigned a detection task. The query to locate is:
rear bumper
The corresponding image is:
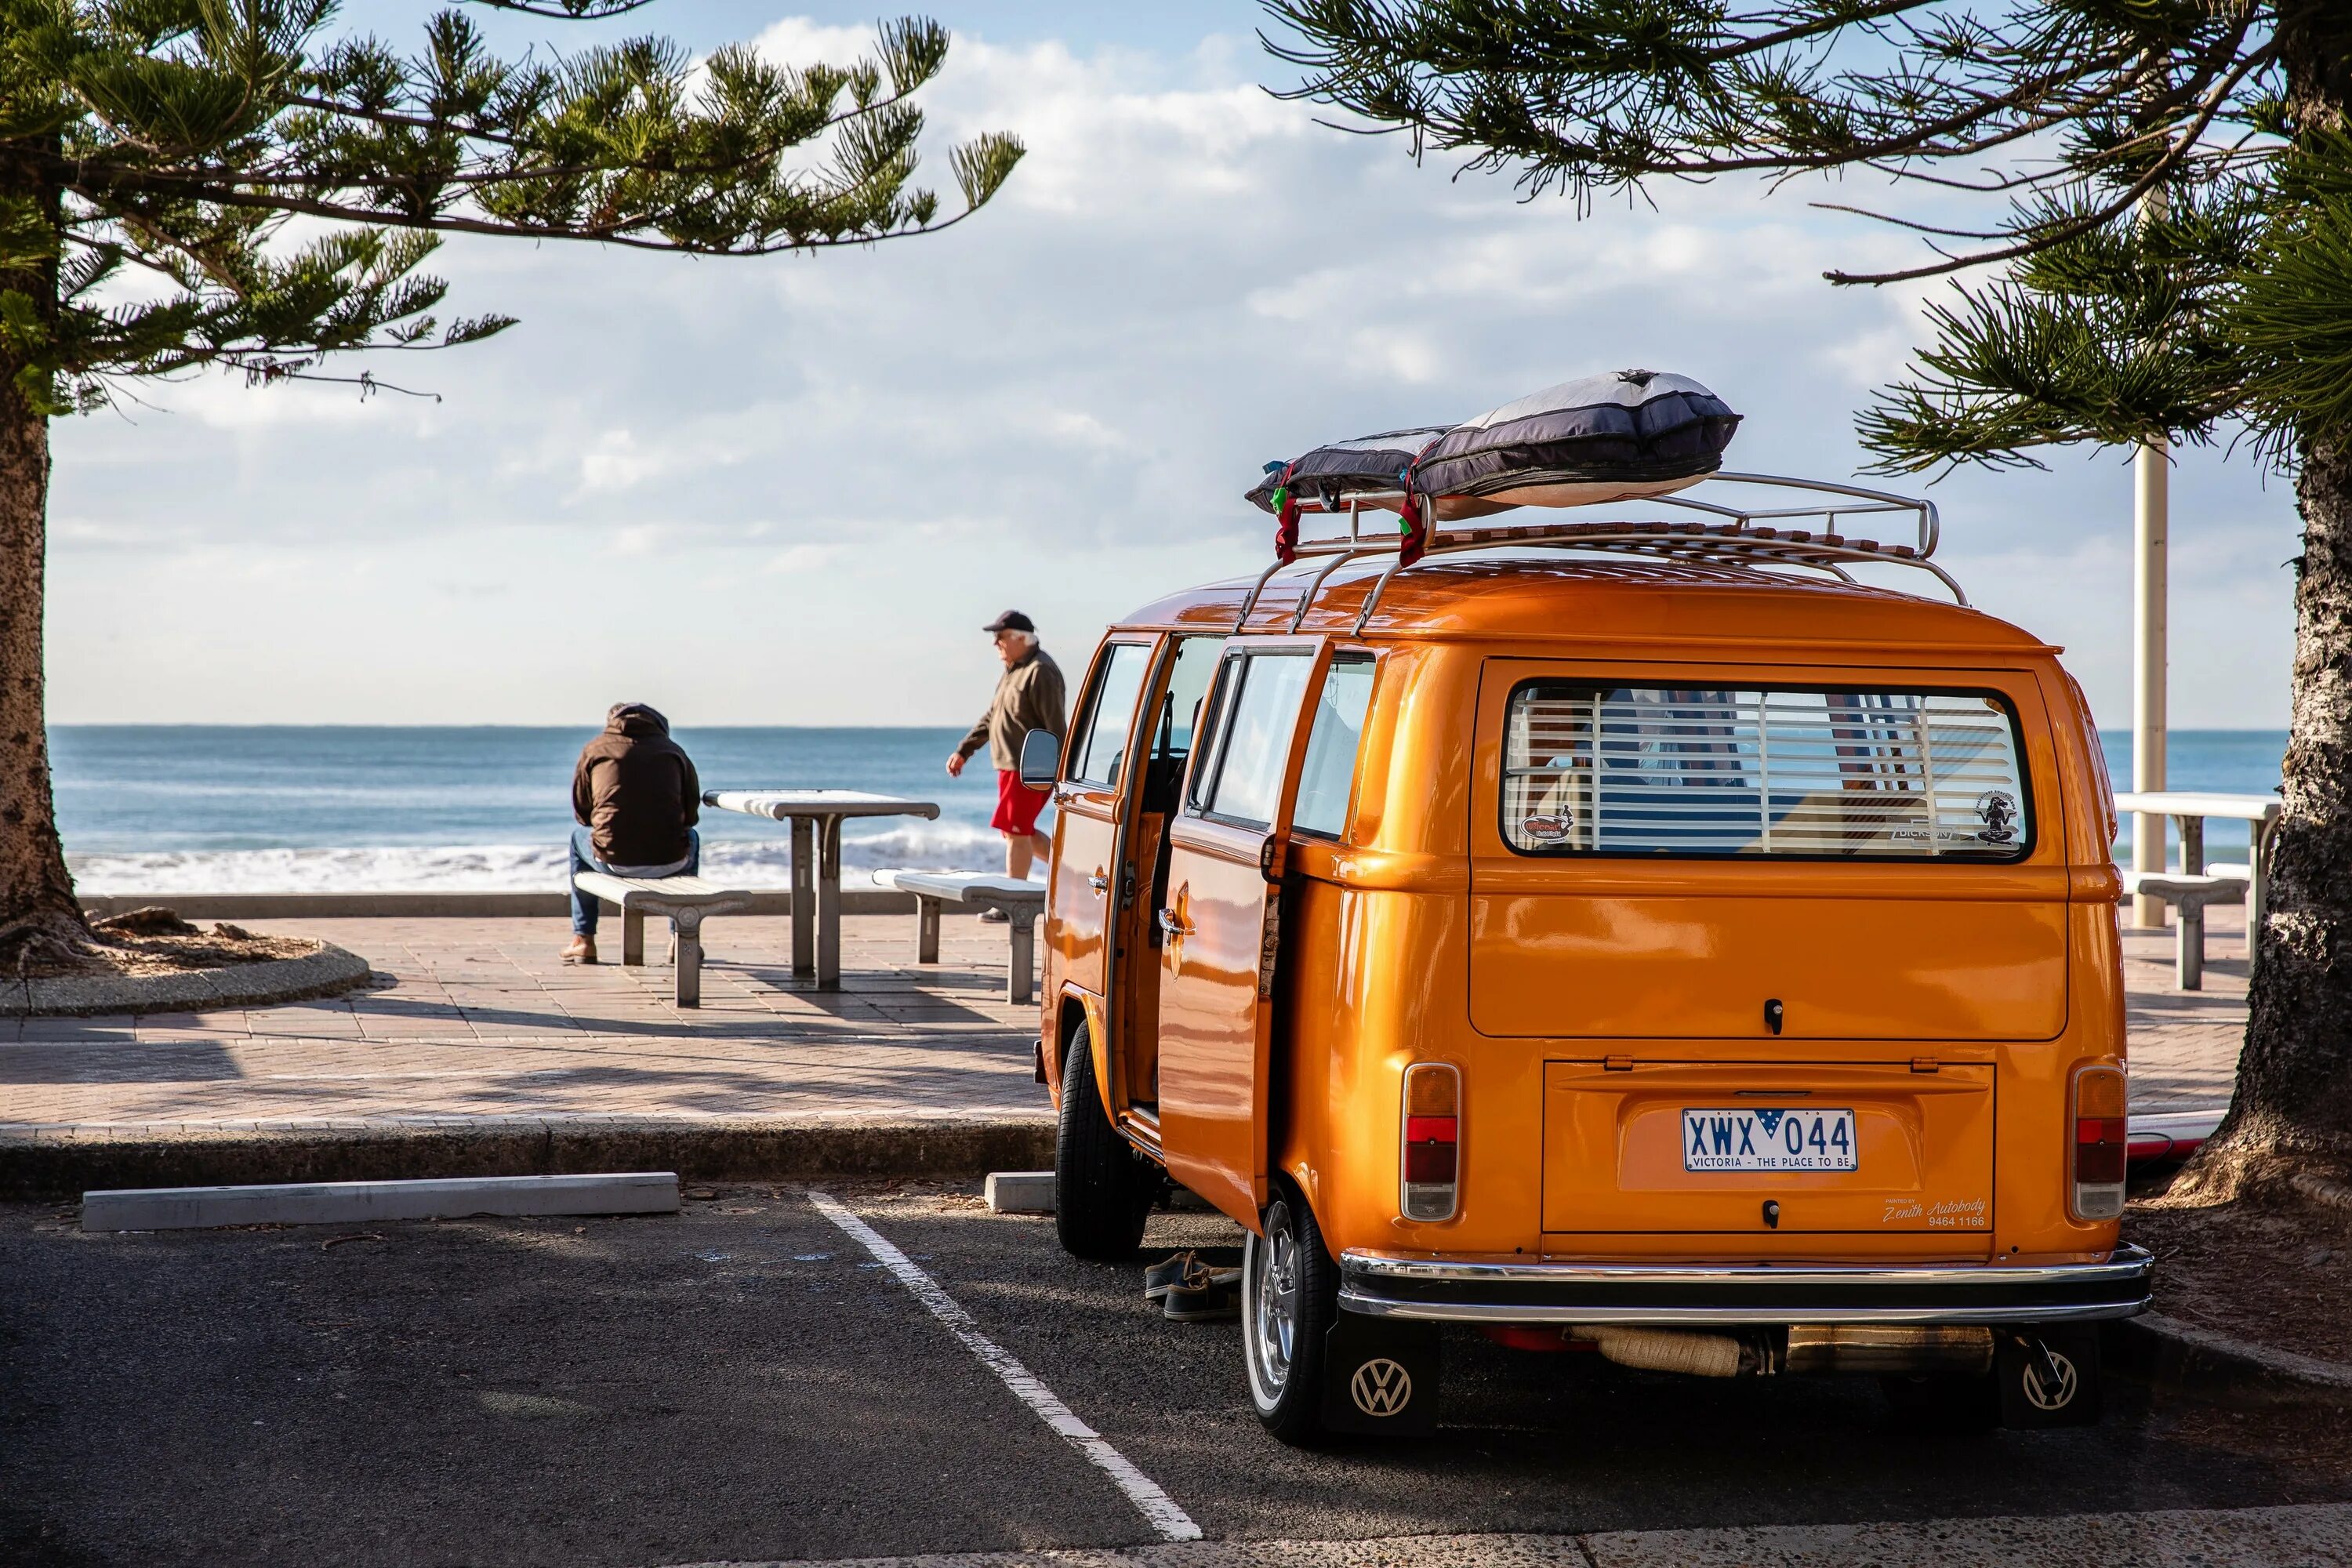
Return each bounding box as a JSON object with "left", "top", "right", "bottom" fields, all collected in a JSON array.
[{"left": 1338, "top": 1244, "right": 2153, "bottom": 1327}]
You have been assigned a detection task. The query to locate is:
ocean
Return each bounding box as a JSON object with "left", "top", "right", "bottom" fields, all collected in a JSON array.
[{"left": 49, "top": 726, "right": 2286, "bottom": 893}]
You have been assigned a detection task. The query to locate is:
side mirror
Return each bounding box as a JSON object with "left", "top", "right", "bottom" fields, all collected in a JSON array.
[{"left": 1018, "top": 728, "right": 1062, "bottom": 791}]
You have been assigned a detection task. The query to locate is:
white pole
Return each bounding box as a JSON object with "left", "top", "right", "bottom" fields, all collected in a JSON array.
[{"left": 2132, "top": 437, "right": 2169, "bottom": 927}]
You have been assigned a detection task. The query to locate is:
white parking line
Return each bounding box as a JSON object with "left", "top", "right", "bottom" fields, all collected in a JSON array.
[{"left": 806, "top": 1190, "right": 1202, "bottom": 1543}]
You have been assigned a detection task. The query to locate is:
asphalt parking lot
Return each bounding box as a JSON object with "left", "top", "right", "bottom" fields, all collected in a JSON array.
[{"left": 3, "top": 1184, "right": 2347, "bottom": 1567}]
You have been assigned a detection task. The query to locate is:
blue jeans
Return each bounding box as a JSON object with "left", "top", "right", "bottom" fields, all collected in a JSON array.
[{"left": 569, "top": 825, "right": 699, "bottom": 935}]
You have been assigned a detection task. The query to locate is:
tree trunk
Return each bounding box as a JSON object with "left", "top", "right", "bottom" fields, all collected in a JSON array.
[
  {"left": 2176, "top": 434, "right": 2352, "bottom": 1197},
  {"left": 0, "top": 350, "right": 84, "bottom": 966},
  {"left": 2172, "top": 0, "right": 2352, "bottom": 1200}
]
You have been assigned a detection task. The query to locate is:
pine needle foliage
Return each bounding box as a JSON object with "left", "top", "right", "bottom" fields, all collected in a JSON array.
[
  {"left": 0, "top": 0, "right": 1023, "bottom": 411},
  {"left": 1260, "top": 1, "right": 2349, "bottom": 476}
]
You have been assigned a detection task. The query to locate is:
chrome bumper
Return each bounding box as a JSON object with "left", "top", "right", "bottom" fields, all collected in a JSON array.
[{"left": 1338, "top": 1245, "right": 2154, "bottom": 1327}]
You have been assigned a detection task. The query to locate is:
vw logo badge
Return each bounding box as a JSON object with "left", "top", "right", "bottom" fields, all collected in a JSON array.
[
  {"left": 2022, "top": 1349, "right": 2078, "bottom": 1411},
  {"left": 1349, "top": 1357, "right": 1414, "bottom": 1417}
]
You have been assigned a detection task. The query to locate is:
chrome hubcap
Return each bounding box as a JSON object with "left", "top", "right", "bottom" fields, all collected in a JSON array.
[{"left": 1252, "top": 1201, "right": 1301, "bottom": 1395}]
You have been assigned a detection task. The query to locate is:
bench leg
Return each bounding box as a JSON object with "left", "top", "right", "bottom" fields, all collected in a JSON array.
[
  {"left": 674, "top": 914, "right": 703, "bottom": 1008},
  {"left": 2249, "top": 834, "right": 2268, "bottom": 978},
  {"left": 2178, "top": 902, "right": 2205, "bottom": 992},
  {"left": 1006, "top": 916, "right": 1035, "bottom": 1007},
  {"left": 817, "top": 816, "right": 843, "bottom": 991},
  {"left": 790, "top": 816, "right": 815, "bottom": 978},
  {"left": 622, "top": 908, "right": 645, "bottom": 967},
  {"left": 916, "top": 897, "right": 940, "bottom": 964}
]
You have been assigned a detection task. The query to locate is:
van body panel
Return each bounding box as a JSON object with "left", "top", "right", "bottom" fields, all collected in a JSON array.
[
  {"left": 1470, "top": 894, "right": 2070, "bottom": 1040},
  {"left": 1538, "top": 1059, "right": 1995, "bottom": 1246},
  {"left": 1157, "top": 813, "right": 1279, "bottom": 1224}
]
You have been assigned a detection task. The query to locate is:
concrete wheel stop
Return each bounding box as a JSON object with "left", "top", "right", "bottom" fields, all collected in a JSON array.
[
  {"left": 81, "top": 1171, "right": 682, "bottom": 1231},
  {"left": 1, "top": 942, "right": 373, "bottom": 1017}
]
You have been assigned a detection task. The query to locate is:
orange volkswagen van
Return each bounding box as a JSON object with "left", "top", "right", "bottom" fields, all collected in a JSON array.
[{"left": 1023, "top": 459, "right": 2148, "bottom": 1446}]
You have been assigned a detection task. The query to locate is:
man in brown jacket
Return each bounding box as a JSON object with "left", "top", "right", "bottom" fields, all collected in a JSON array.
[
  {"left": 946, "top": 611, "right": 1066, "bottom": 895},
  {"left": 564, "top": 702, "right": 701, "bottom": 963}
]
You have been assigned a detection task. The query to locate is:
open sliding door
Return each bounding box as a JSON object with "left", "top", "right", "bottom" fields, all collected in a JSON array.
[{"left": 1154, "top": 636, "right": 1332, "bottom": 1227}]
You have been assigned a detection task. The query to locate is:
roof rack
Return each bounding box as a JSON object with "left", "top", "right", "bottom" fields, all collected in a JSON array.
[{"left": 1235, "top": 470, "right": 1962, "bottom": 633}]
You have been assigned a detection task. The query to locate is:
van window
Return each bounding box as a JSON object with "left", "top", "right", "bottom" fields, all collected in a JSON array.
[
  {"left": 1190, "top": 652, "right": 1314, "bottom": 828},
  {"left": 1067, "top": 643, "right": 1152, "bottom": 786},
  {"left": 1502, "top": 684, "right": 2032, "bottom": 859},
  {"left": 1292, "top": 653, "right": 1377, "bottom": 839},
  {"left": 1152, "top": 636, "right": 1224, "bottom": 764}
]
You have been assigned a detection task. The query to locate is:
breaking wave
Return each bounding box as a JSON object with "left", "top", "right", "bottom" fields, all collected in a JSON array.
[{"left": 67, "top": 822, "right": 1011, "bottom": 894}]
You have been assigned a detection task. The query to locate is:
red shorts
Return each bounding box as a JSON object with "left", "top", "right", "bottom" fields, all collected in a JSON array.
[{"left": 993, "top": 768, "right": 1050, "bottom": 837}]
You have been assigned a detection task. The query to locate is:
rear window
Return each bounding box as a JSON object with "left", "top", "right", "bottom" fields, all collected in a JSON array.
[{"left": 1501, "top": 684, "right": 2033, "bottom": 860}]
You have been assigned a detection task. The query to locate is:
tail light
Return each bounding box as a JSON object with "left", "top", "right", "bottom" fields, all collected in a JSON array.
[
  {"left": 1401, "top": 1062, "right": 1460, "bottom": 1221},
  {"left": 2071, "top": 1064, "right": 2128, "bottom": 1221}
]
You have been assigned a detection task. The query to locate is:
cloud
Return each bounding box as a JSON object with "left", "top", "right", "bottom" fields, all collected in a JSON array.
[{"left": 45, "top": 16, "right": 2299, "bottom": 729}]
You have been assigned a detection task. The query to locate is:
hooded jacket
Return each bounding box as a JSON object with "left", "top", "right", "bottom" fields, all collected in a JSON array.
[{"left": 572, "top": 703, "right": 700, "bottom": 867}]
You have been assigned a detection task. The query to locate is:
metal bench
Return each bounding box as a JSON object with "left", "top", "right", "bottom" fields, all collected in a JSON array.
[
  {"left": 871, "top": 870, "right": 1047, "bottom": 1005},
  {"left": 2117, "top": 869, "right": 2248, "bottom": 992},
  {"left": 568, "top": 872, "right": 750, "bottom": 1007}
]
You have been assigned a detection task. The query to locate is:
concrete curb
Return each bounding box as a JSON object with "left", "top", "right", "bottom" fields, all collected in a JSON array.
[
  {"left": 2108, "top": 1311, "right": 2352, "bottom": 1406},
  {"left": 75, "top": 891, "right": 919, "bottom": 919},
  {"left": 0, "top": 1118, "right": 1054, "bottom": 1201},
  {"left": 0, "top": 942, "right": 373, "bottom": 1018},
  {"left": 81, "top": 1171, "right": 683, "bottom": 1231}
]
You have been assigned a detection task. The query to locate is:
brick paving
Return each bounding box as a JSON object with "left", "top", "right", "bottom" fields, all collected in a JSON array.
[
  {"left": 0, "top": 906, "right": 2245, "bottom": 1141},
  {"left": 2122, "top": 902, "right": 2249, "bottom": 1112},
  {"left": 0, "top": 916, "right": 1049, "bottom": 1138}
]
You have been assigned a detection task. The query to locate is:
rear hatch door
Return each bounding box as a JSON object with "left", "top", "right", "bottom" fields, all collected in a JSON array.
[{"left": 1469, "top": 659, "right": 2070, "bottom": 1043}]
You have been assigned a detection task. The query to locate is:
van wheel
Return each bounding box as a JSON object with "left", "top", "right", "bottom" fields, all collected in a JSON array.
[
  {"left": 1243, "top": 1176, "right": 1340, "bottom": 1446},
  {"left": 1053, "top": 1025, "right": 1155, "bottom": 1261}
]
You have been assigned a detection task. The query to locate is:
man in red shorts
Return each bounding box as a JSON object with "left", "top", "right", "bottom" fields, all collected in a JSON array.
[{"left": 946, "top": 610, "right": 1067, "bottom": 905}]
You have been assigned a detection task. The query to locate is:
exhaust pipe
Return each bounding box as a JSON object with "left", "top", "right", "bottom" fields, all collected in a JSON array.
[
  {"left": 1784, "top": 1325, "right": 1994, "bottom": 1376},
  {"left": 1574, "top": 1327, "right": 1748, "bottom": 1378}
]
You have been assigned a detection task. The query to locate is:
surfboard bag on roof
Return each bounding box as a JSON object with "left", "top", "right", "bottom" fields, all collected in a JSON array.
[
  {"left": 1411, "top": 369, "right": 1740, "bottom": 513},
  {"left": 1243, "top": 427, "right": 1453, "bottom": 514}
]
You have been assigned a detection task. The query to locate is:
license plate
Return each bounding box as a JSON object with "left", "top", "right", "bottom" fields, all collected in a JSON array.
[{"left": 1683, "top": 1107, "right": 1857, "bottom": 1172}]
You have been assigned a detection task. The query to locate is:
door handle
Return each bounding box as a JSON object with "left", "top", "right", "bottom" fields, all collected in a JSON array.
[
  {"left": 1088, "top": 871, "right": 1109, "bottom": 893},
  {"left": 1156, "top": 908, "right": 1190, "bottom": 938}
]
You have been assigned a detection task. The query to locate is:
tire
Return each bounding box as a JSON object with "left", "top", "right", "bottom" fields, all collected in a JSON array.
[
  {"left": 1053, "top": 1023, "right": 1156, "bottom": 1261},
  {"left": 1243, "top": 1175, "right": 1341, "bottom": 1446}
]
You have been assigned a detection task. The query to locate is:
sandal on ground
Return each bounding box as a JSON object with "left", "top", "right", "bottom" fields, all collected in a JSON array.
[{"left": 977, "top": 907, "right": 1011, "bottom": 924}]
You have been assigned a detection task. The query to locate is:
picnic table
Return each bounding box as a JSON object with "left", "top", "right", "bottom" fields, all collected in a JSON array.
[
  {"left": 2115, "top": 789, "right": 2282, "bottom": 987},
  {"left": 702, "top": 789, "right": 940, "bottom": 989}
]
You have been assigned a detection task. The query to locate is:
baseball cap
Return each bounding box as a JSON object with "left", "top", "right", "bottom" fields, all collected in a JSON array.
[{"left": 982, "top": 610, "right": 1036, "bottom": 633}]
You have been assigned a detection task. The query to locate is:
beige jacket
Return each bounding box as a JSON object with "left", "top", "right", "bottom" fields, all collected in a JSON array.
[{"left": 957, "top": 647, "right": 1067, "bottom": 771}]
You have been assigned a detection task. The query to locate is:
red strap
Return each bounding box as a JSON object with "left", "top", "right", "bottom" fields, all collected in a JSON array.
[
  {"left": 1399, "top": 492, "right": 1429, "bottom": 567},
  {"left": 1273, "top": 463, "right": 1301, "bottom": 564}
]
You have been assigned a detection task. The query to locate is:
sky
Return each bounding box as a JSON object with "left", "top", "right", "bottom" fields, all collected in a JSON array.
[{"left": 45, "top": 2, "right": 2298, "bottom": 731}]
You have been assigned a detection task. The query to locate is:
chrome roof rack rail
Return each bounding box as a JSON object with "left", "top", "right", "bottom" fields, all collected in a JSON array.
[{"left": 1232, "top": 470, "right": 1960, "bottom": 634}]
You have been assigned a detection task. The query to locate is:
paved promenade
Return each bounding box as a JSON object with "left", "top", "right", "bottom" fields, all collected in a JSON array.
[{"left": 0, "top": 905, "right": 2245, "bottom": 1142}]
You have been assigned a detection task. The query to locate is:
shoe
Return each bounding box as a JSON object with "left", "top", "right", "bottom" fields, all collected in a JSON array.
[
  {"left": 562, "top": 935, "right": 597, "bottom": 964},
  {"left": 1160, "top": 1256, "right": 1242, "bottom": 1322},
  {"left": 1145, "top": 1251, "right": 1197, "bottom": 1302},
  {"left": 977, "top": 907, "right": 1011, "bottom": 924}
]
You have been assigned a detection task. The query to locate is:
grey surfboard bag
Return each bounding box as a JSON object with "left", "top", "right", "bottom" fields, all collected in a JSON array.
[
  {"left": 1245, "top": 371, "right": 1740, "bottom": 521},
  {"left": 1410, "top": 369, "right": 1740, "bottom": 512},
  {"left": 1245, "top": 426, "right": 1454, "bottom": 514}
]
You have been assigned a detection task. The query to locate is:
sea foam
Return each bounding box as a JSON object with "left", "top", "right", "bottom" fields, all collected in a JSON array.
[{"left": 67, "top": 822, "right": 1009, "bottom": 893}]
